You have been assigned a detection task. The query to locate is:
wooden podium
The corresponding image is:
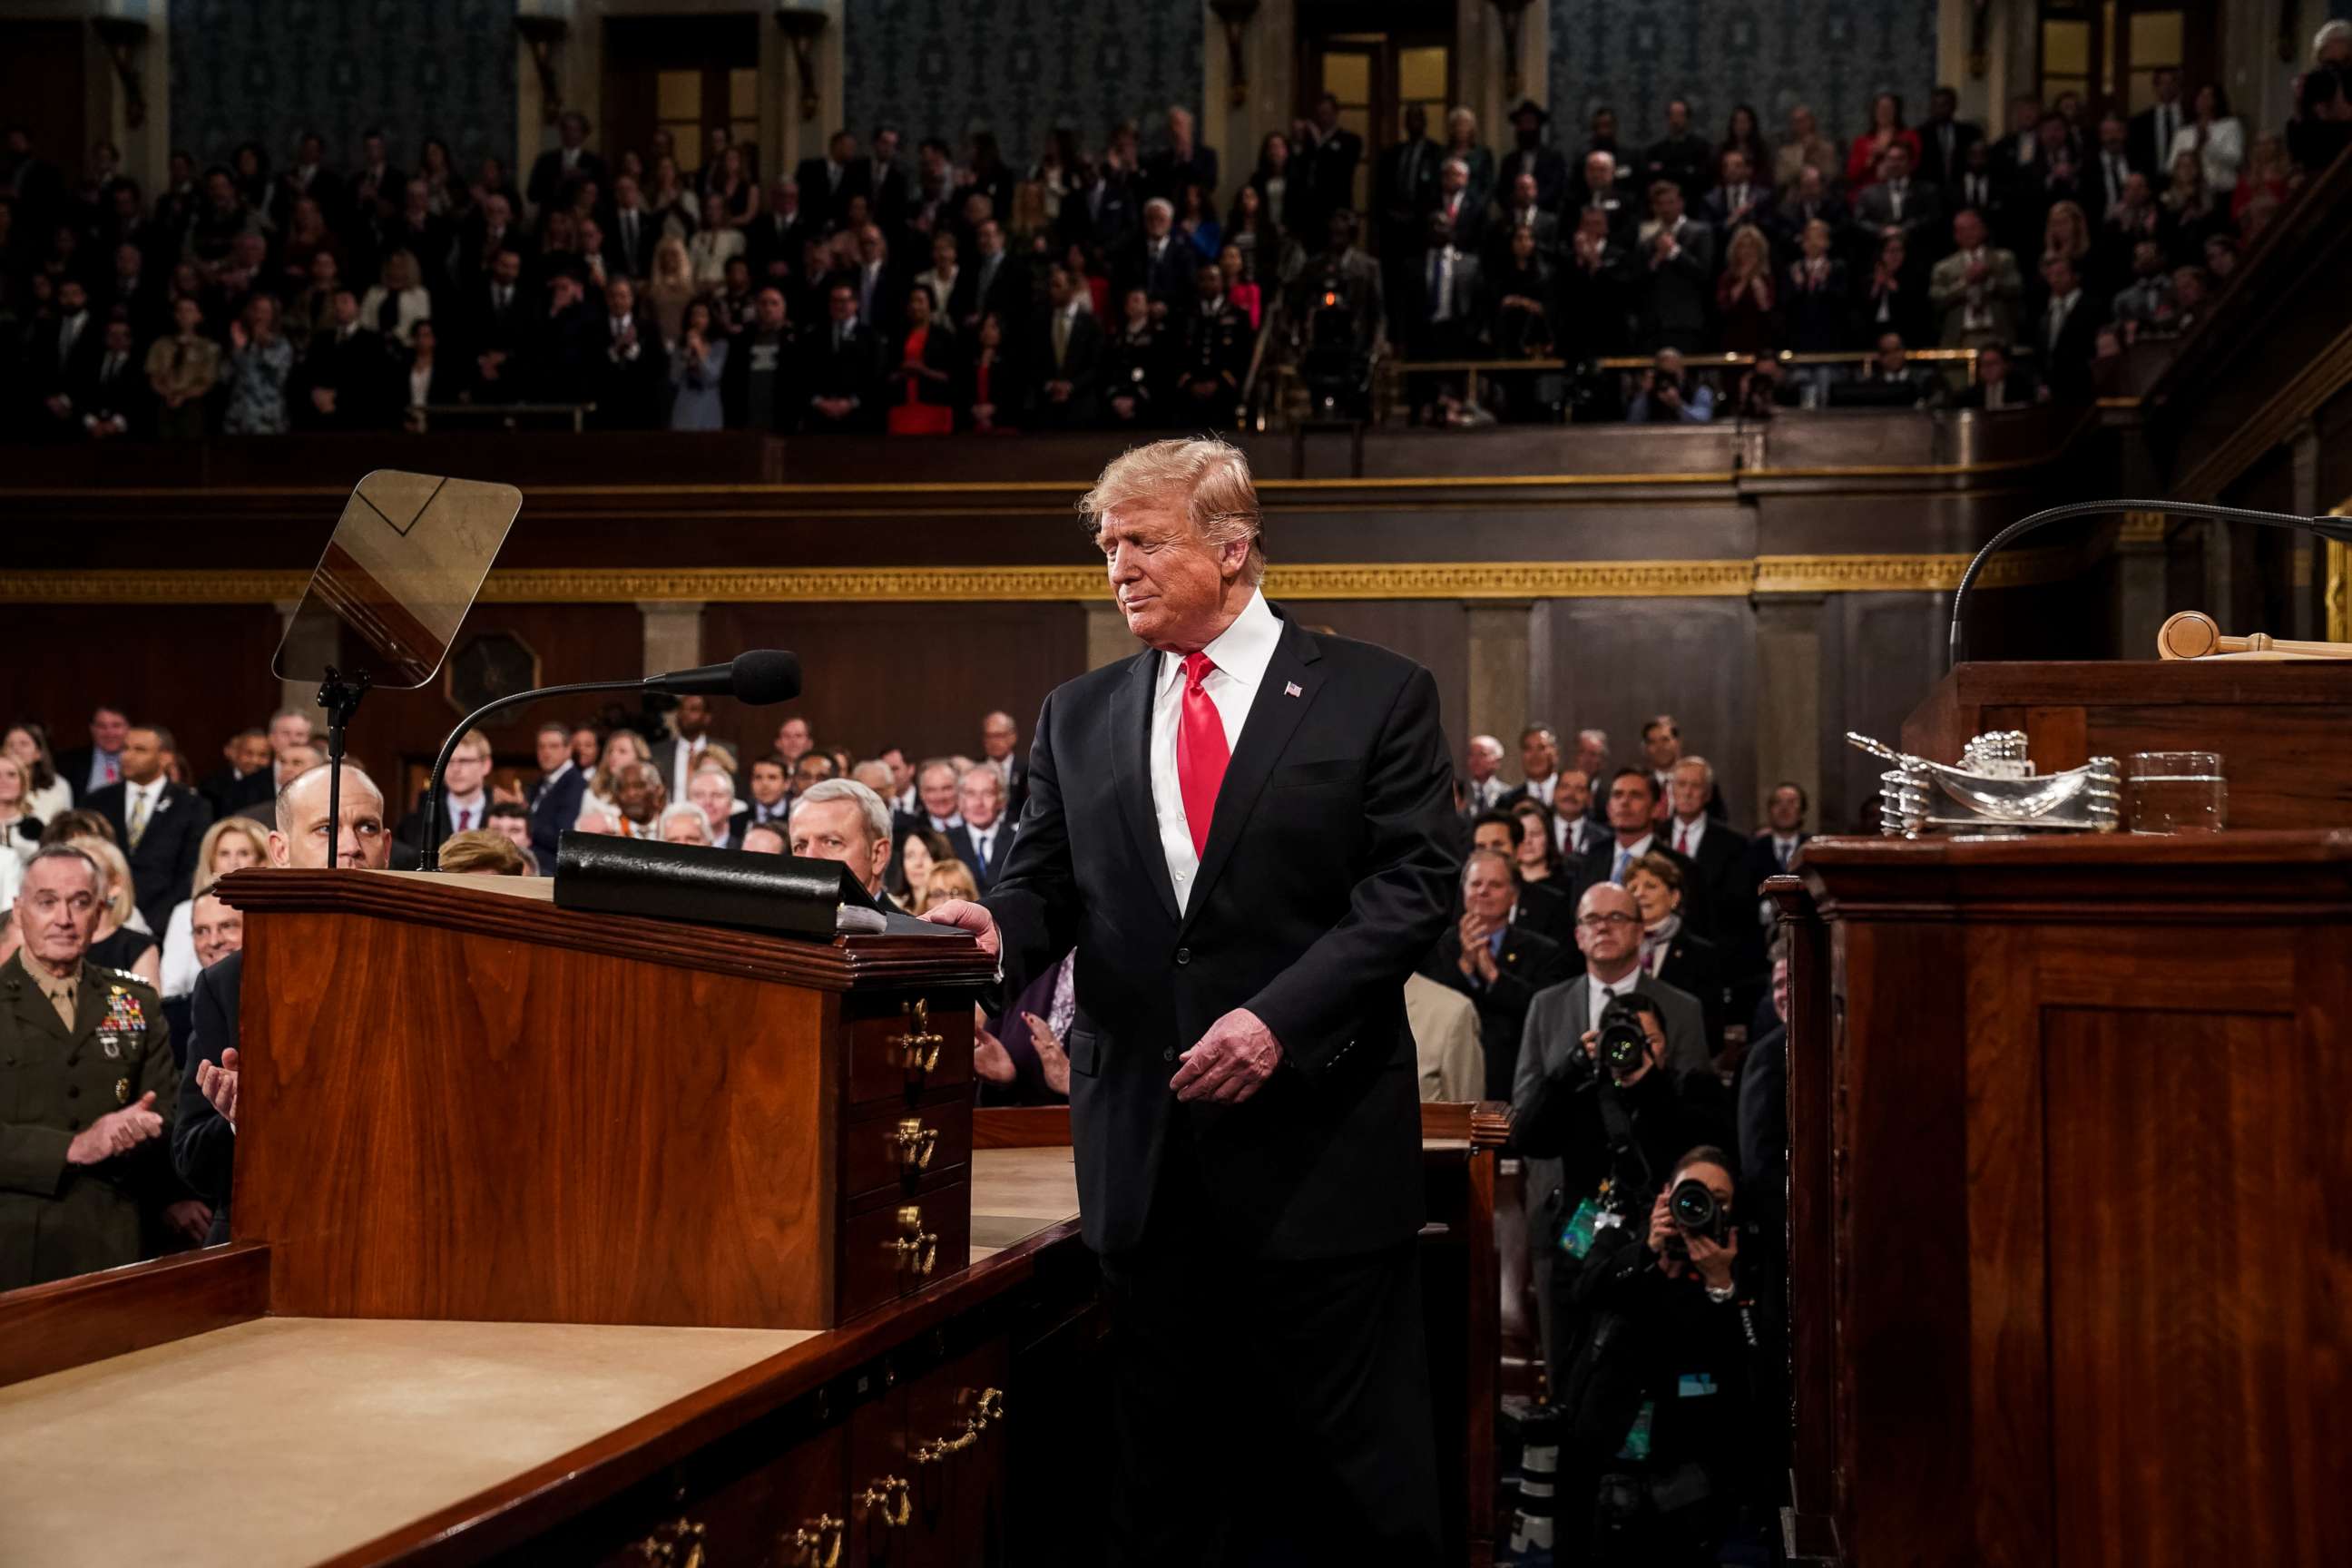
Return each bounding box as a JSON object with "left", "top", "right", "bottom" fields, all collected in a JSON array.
[
  {"left": 224, "top": 869, "right": 997, "bottom": 1328},
  {"left": 1771, "top": 660, "right": 2352, "bottom": 1567}
]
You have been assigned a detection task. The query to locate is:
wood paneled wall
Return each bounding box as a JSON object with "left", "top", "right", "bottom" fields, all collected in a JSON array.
[{"left": 3, "top": 605, "right": 286, "bottom": 780}]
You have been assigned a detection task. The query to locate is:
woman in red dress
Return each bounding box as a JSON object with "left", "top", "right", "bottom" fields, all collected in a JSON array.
[
  {"left": 886, "top": 286, "right": 956, "bottom": 436},
  {"left": 1845, "top": 93, "right": 1923, "bottom": 191}
]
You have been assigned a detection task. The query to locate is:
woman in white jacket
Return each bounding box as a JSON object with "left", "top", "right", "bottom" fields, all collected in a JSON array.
[{"left": 2169, "top": 83, "right": 2244, "bottom": 193}]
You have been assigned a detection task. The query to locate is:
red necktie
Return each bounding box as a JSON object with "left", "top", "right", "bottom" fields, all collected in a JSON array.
[
  {"left": 1176, "top": 652, "right": 1230, "bottom": 858},
  {"left": 1676, "top": 822, "right": 1691, "bottom": 855}
]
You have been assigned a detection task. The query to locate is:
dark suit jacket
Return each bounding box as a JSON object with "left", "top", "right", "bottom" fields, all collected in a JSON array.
[
  {"left": 1736, "top": 1023, "right": 1787, "bottom": 1189},
  {"left": 527, "top": 764, "right": 589, "bottom": 861},
  {"left": 1851, "top": 179, "right": 1945, "bottom": 246},
  {"left": 984, "top": 607, "right": 1456, "bottom": 1259},
  {"left": 1669, "top": 818, "right": 1749, "bottom": 949},
  {"left": 72, "top": 347, "right": 152, "bottom": 436},
  {"left": 799, "top": 320, "right": 887, "bottom": 429},
  {"left": 173, "top": 949, "right": 240, "bottom": 1244},
  {"left": 1377, "top": 138, "right": 1445, "bottom": 242},
  {"left": 793, "top": 157, "right": 867, "bottom": 226},
  {"left": 198, "top": 766, "right": 274, "bottom": 820},
  {"left": 1649, "top": 926, "right": 1728, "bottom": 1058},
  {"left": 88, "top": 780, "right": 212, "bottom": 932},
  {"left": 1917, "top": 118, "right": 1984, "bottom": 189},
  {"left": 946, "top": 251, "right": 1028, "bottom": 334},
  {"left": 945, "top": 819, "right": 1013, "bottom": 891},
  {"left": 606, "top": 207, "right": 666, "bottom": 279},
  {"left": 2128, "top": 104, "right": 2185, "bottom": 179},
  {"left": 588, "top": 312, "right": 671, "bottom": 429},
  {"left": 527, "top": 147, "right": 607, "bottom": 211},
  {"left": 54, "top": 745, "right": 109, "bottom": 803},
  {"left": 1116, "top": 233, "right": 1200, "bottom": 304},
  {"left": 1421, "top": 924, "right": 1566, "bottom": 1102},
  {"left": 2034, "top": 289, "right": 2107, "bottom": 402},
  {"left": 1024, "top": 308, "right": 1103, "bottom": 426},
  {"left": 1581, "top": 836, "right": 1709, "bottom": 936},
  {"left": 1514, "top": 878, "right": 1577, "bottom": 955}
]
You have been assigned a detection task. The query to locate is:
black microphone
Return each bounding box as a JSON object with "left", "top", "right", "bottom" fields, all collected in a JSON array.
[
  {"left": 416, "top": 649, "right": 801, "bottom": 870},
  {"left": 1947, "top": 500, "right": 2352, "bottom": 670},
  {"left": 646, "top": 648, "right": 803, "bottom": 703}
]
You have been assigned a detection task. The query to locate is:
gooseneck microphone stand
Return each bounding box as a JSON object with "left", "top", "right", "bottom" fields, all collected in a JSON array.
[
  {"left": 416, "top": 678, "right": 650, "bottom": 872},
  {"left": 1946, "top": 500, "right": 2352, "bottom": 670}
]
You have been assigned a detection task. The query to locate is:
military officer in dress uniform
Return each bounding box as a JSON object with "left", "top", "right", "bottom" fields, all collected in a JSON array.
[
  {"left": 1176, "top": 261, "right": 1250, "bottom": 423},
  {"left": 1, "top": 845, "right": 206, "bottom": 1289}
]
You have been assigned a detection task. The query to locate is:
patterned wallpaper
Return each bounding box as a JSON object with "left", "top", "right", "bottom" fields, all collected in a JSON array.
[
  {"left": 169, "top": 0, "right": 517, "bottom": 174},
  {"left": 843, "top": 0, "right": 1203, "bottom": 168},
  {"left": 1547, "top": 0, "right": 1940, "bottom": 152}
]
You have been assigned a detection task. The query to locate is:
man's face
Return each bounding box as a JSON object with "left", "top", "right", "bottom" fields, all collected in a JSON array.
[
  {"left": 1405, "top": 104, "right": 1427, "bottom": 139},
  {"left": 1771, "top": 956, "right": 1792, "bottom": 1023},
  {"left": 750, "top": 760, "right": 787, "bottom": 806},
  {"left": 829, "top": 286, "right": 855, "bottom": 322},
  {"left": 778, "top": 719, "right": 812, "bottom": 760},
  {"left": 1882, "top": 145, "right": 1910, "bottom": 181},
  {"left": 116, "top": 242, "right": 141, "bottom": 279},
  {"left": 232, "top": 732, "right": 272, "bottom": 775},
  {"left": 1521, "top": 730, "right": 1557, "bottom": 779},
  {"left": 116, "top": 728, "right": 163, "bottom": 785},
  {"left": 1575, "top": 733, "right": 1609, "bottom": 776},
  {"left": 1667, "top": 101, "right": 1690, "bottom": 133},
  {"left": 661, "top": 811, "right": 707, "bottom": 846},
  {"left": 1583, "top": 153, "right": 1613, "bottom": 191},
  {"left": 608, "top": 280, "right": 635, "bottom": 318},
  {"left": 1953, "top": 211, "right": 1984, "bottom": 251},
  {"left": 1144, "top": 204, "right": 1171, "bottom": 238},
  {"left": 1441, "top": 162, "right": 1467, "bottom": 196},
  {"left": 614, "top": 769, "right": 656, "bottom": 823},
  {"left": 1653, "top": 186, "right": 1682, "bottom": 223},
  {"left": 743, "top": 826, "right": 786, "bottom": 855},
  {"left": 1514, "top": 173, "right": 1538, "bottom": 207},
  {"left": 489, "top": 812, "right": 531, "bottom": 849},
  {"left": 190, "top": 895, "right": 245, "bottom": 968},
  {"left": 1671, "top": 762, "right": 1710, "bottom": 820},
  {"left": 91, "top": 709, "right": 129, "bottom": 751},
  {"left": 17, "top": 857, "right": 101, "bottom": 968},
  {"left": 795, "top": 754, "right": 832, "bottom": 789},
  {"left": 678, "top": 768, "right": 732, "bottom": 830},
  {"left": 1575, "top": 883, "right": 1642, "bottom": 967},
  {"left": 789, "top": 798, "right": 888, "bottom": 895},
  {"left": 535, "top": 730, "right": 569, "bottom": 771},
  {"left": 957, "top": 770, "right": 1003, "bottom": 829},
  {"left": 1607, "top": 773, "right": 1657, "bottom": 834},
  {"left": 1471, "top": 820, "right": 1515, "bottom": 860},
  {"left": 493, "top": 250, "right": 522, "bottom": 287},
  {"left": 1768, "top": 786, "right": 1805, "bottom": 833},
  {"left": 2101, "top": 118, "right": 2127, "bottom": 155},
  {"left": 919, "top": 764, "right": 960, "bottom": 819},
  {"left": 1462, "top": 856, "right": 1515, "bottom": 923},
  {"left": 982, "top": 713, "right": 1016, "bottom": 760},
  {"left": 1100, "top": 501, "right": 1246, "bottom": 651},
  {"left": 1554, "top": 769, "right": 1592, "bottom": 819},
  {"left": 1642, "top": 723, "right": 1680, "bottom": 769},
  {"left": 275, "top": 745, "right": 321, "bottom": 786},
  {"left": 883, "top": 749, "right": 913, "bottom": 791},
  {"left": 1720, "top": 152, "right": 1748, "bottom": 187},
  {"left": 976, "top": 220, "right": 1003, "bottom": 257},
  {"left": 1877, "top": 334, "right": 1905, "bottom": 372},
  {"left": 269, "top": 772, "right": 389, "bottom": 868},
  {"left": 674, "top": 695, "right": 710, "bottom": 740},
  {"left": 755, "top": 289, "right": 788, "bottom": 330},
  {"left": 1979, "top": 348, "right": 2009, "bottom": 385},
  {"left": 1466, "top": 739, "right": 1501, "bottom": 781},
  {"left": 332, "top": 291, "right": 359, "bottom": 327},
  {"left": 1194, "top": 265, "right": 1224, "bottom": 305},
  {"left": 446, "top": 741, "right": 491, "bottom": 798},
  {"left": 1932, "top": 88, "right": 1957, "bottom": 121},
  {"left": 2153, "top": 69, "right": 2178, "bottom": 103}
]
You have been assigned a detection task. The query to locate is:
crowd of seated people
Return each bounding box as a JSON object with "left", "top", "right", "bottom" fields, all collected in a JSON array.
[
  {"left": 5, "top": 26, "right": 2344, "bottom": 441},
  {"left": 5, "top": 690, "right": 1823, "bottom": 1555}
]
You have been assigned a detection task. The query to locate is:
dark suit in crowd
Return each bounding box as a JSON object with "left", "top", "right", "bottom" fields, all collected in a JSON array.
[
  {"left": 172, "top": 950, "right": 241, "bottom": 1245},
  {"left": 1421, "top": 923, "right": 1566, "bottom": 1102},
  {"left": 983, "top": 604, "right": 1455, "bottom": 1562},
  {"left": 87, "top": 779, "right": 213, "bottom": 934}
]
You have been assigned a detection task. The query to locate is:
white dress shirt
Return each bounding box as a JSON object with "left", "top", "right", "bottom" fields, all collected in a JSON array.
[
  {"left": 1523, "top": 771, "right": 1560, "bottom": 808},
  {"left": 967, "top": 818, "right": 1004, "bottom": 874},
  {"left": 1587, "top": 967, "right": 1642, "bottom": 1033},
  {"left": 123, "top": 777, "right": 166, "bottom": 844},
  {"left": 446, "top": 790, "right": 487, "bottom": 834},
  {"left": 1151, "top": 589, "right": 1280, "bottom": 913},
  {"left": 670, "top": 737, "right": 709, "bottom": 802},
  {"left": 1606, "top": 831, "right": 1655, "bottom": 881},
  {"left": 1670, "top": 815, "right": 1709, "bottom": 858}
]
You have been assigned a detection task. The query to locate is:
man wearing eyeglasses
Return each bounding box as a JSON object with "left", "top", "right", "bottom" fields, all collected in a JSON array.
[{"left": 1510, "top": 880, "right": 1709, "bottom": 1367}]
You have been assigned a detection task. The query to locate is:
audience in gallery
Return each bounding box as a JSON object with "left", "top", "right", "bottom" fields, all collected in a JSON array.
[{"left": 5, "top": 35, "right": 2343, "bottom": 439}]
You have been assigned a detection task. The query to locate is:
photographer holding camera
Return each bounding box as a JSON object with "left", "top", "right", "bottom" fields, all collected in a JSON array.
[{"left": 1553, "top": 1144, "right": 1768, "bottom": 1566}]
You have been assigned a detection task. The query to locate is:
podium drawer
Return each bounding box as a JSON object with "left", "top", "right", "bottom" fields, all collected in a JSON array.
[
  {"left": 848, "top": 996, "right": 975, "bottom": 1106},
  {"left": 845, "top": 1097, "right": 973, "bottom": 1205},
  {"left": 842, "top": 1181, "right": 973, "bottom": 1319}
]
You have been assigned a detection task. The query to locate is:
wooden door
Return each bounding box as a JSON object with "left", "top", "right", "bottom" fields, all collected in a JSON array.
[{"left": 603, "top": 14, "right": 762, "bottom": 181}]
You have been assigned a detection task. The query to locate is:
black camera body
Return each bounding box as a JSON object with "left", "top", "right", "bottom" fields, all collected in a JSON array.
[
  {"left": 1595, "top": 998, "right": 1652, "bottom": 1081},
  {"left": 1662, "top": 1176, "right": 1729, "bottom": 1259}
]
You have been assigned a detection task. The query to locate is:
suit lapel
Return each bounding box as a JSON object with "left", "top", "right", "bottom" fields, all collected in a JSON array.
[
  {"left": 1180, "top": 613, "right": 1324, "bottom": 936},
  {"left": 1107, "top": 647, "right": 1181, "bottom": 925}
]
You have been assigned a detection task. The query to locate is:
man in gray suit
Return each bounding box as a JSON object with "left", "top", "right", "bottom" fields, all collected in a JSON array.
[{"left": 1510, "top": 880, "right": 1708, "bottom": 1366}]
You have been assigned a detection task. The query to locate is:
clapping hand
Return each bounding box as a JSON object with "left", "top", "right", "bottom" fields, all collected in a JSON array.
[
  {"left": 163, "top": 1199, "right": 213, "bottom": 1242},
  {"left": 195, "top": 1046, "right": 240, "bottom": 1127},
  {"left": 973, "top": 1006, "right": 1016, "bottom": 1084},
  {"left": 1171, "top": 1007, "right": 1282, "bottom": 1104},
  {"left": 1022, "top": 1012, "right": 1071, "bottom": 1097},
  {"left": 66, "top": 1091, "right": 166, "bottom": 1165}
]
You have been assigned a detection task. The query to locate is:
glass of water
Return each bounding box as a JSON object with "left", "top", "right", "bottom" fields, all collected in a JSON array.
[{"left": 2126, "top": 752, "right": 2227, "bottom": 834}]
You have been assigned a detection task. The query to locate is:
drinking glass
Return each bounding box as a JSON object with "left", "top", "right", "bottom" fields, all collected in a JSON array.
[{"left": 2126, "top": 751, "right": 2226, "bottom": 834}]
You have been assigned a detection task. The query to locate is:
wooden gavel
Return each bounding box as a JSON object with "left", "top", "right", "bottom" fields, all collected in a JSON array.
[{"left": 2158, "top": 611, "right": 2352, "bottom": 660}]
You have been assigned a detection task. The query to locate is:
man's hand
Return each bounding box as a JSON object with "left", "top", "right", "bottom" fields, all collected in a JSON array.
[
  {"left": 973, "top": 1007, "right": 1016, "bottom": 1083},
  {"left": 919, "top": 898, "right": 1000, "bottom": 957},
  {"left": 196, "top": 1046, "right": 240, "bottom": 1126},
  {"left": 1171, "top": 1007, "right": 1282, "bottom": 1104},
  {"left": 164, "top": 1199, "right": 213, "bottom": 1243},
  {"left": 66, "top": 1091, "right": 165, "bottom": 1165},
  {"left": 492, "top": 779, "right": 527, "bottom": 807},
  {"left": 1023, "top": 1012, "right": 1072, "bottom": 1097}
]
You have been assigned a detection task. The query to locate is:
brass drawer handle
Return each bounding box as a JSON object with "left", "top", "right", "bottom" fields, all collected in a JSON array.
[
  {"left": 858, "top": 1475, "right": 912, "bottom": 1528},
  {"left": 895, "top": 998, "right": 944, "bottom": 1078},
  {"left": 914, "top": 1387, "right": 1006, "bottom": 1465},
  {"left": 786, "top": 1513, "right": 845, "bottom": 1566},
  {"left": 889, "top": 1204, "right": 938, "bottom": 1277},
  {"left": 633, "top": 1517, "right": 705, "bottom": 1567},
  {"left": 893, "top": 1117, "right": 937, "bottom": 1180}
]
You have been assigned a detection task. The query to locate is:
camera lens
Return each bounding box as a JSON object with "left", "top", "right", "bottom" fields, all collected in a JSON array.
[{"left": 1669, "top": 1177, "right": 1723, "bottom": 1243}]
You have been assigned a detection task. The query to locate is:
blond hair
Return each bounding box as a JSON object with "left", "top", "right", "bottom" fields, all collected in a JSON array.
[
  {"left": 1077, "top": 437, "right": 1265, "bottom": 586},
  {"left": 437, "top": 828, "right": 531, "bottom": 876},
  {"left": 191, "top": 816, "right": 272, "bottom": 900},
  {"left": 68, "top": 835, "right": 138, "bottom": 930}
]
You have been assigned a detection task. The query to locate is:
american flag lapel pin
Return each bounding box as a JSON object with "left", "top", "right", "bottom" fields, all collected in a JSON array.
[{"left": 1284, "top": 681, "right": 1302, "bottom": 698}]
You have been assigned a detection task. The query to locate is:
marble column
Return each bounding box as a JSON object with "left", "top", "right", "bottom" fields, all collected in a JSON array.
[
  {"left": 1464, "top": 603, "right": 1533, "bottom": 765},
  {"left": 273, "top": 600, "right": 334, "bottom": 728},
  {"left": 639, "top": 601, "right": 705, "bottom": 677},
  {"left": 1083, "top": 603, "right": 1132, "bottom": 671},
  {"left": 1751, "top": 594, "right": 1825, "bottom": 826}
]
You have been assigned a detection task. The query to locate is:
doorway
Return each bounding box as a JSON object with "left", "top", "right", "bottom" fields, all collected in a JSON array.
[
  {"left": 1296, "top": 1, "right": 1456, "bottom": 218},
  {"left": 603, "top": 15, "right": 762, "bottom": 181},
  {"left": 2035, "top": 0, "right": 2216, "bottom": 113}
]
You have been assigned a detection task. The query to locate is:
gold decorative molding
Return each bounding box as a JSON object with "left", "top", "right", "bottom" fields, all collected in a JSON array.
[
  {"left": 2328, "top": 501, "right": 2352, "bottom": 645},
  {"left": 1, "top": 548, "right": 2097, "bottom": 607},
  {"left": 2116, "top": 511, "right": 2170, "bottom": 544}
]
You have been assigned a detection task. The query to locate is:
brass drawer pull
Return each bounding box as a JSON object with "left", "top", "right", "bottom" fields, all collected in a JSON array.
[
  {"left": 786, "top": 1512, "right": 845, "bottom": 1566},
  {"left": 858, "top": 1475, "right": 912, "bottom": 1527},
  {"left": 895, "top": 998, "right": 944, "bottom": 1078},
  {"left": 914, "top": 1387, "right": 1006, "bottom": 1465},
  {"left": 893, "top": 1117, "right": 937, "bottom": 1180},
  {"left": 633, "top": 1516, "right": 705, "bottom": 1567},
  {"left": 889, "top": 1204, "right": 938, "bottom": 1277}
]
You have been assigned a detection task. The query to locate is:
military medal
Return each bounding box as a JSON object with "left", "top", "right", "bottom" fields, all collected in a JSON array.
[{"left": 116, "top": 1078, "right": 132, "bottom": 1105}]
